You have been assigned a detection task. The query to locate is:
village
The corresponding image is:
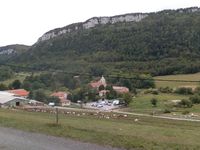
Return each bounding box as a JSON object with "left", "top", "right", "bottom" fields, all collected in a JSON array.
[{"left": 0, "top": 76, "right": 130, "bottom": 111}]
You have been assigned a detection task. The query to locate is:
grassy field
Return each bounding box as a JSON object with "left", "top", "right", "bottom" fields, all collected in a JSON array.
[
  {"left": 128, "top": 93, "right": 190, "bottom": 114},
  {"left": 154, "top": 72, "right": 200, "bottom": 88},
  {"left": 2, "top": 72, "right": 30, "bottom": 85},
  {"left": 1, "top": 108, "right": 200, "bottom": 150}
]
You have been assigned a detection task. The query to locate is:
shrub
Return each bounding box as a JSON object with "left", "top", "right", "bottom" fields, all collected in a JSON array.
[
  {"left": 163, "top": 109, "right": 171, "bottom": 113},
  {"left": 175, "top": 87, "right": 193, "bottom": 95},
  {"left": 182, "top": 110, "right": 190, "bottom": 115},
  {"left": 144, "top": 89, "right": 159, "bottom": 95},
  {"left": 159, "top": 87, "right": 173, "bottom": 93},
  {"left": 177, "top": 99, "right": 193, "bottom": 108},
  {"left": 151, "top": 98, "right": 158, "bottom": 107},
  {"left": 194, "top": 87, "right": 200, "bottom": 94},
  {"left": 189, "top": 95, "right": 200, "bottom": 104}
]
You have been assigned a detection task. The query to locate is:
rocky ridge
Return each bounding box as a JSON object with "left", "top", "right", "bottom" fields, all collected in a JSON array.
[{"left": 38, "top": 13, "right": 148, "bottom": 42}]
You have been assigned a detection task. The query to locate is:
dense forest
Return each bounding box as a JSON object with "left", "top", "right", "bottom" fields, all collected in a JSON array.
[{"left": 4, "top": 7, "right": 200, "bottom": 76}]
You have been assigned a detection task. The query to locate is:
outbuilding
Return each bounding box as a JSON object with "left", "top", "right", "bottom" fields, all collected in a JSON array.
[{"left": 0, "top": 91, "right": 29, "bottom": 107}]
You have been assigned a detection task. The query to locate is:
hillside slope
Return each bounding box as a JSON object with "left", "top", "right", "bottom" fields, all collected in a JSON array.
[
  {"left": 11, "top": 7, "right": 200, "bottom": 76},
  {"left": 0, "top": 44, "right": 30, "bottom": 62}
]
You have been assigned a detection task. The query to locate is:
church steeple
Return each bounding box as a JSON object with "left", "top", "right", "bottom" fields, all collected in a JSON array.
[{"left": 99, "top": 75, "right": 106, "bottom": 86}]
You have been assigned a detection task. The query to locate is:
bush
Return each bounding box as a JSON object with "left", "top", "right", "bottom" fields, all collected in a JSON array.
[
  {"left": 159, "top": 87, "right": 173, "bottom": 93},
  {"left": 182, "top": 110, "right": 190, "bottom": 115},
  {"left": 175, "top": 87, "right": 193, "bottom": 95},
  {"left": 163, "top": 109, "right": 171, "bottom": 113},
  {"left": 194, "top": 87, "right": 200, "bottom": 94},
  {"left": 189, "top": 95, "right": 200, "bottom": 104},
  {"left": 144, "top": 89, "right": 159, "bottom": 95},
  {"left": 151, "top": 98, "right": 158, "bottom": 107},
  {"left": 177, "top": 99, "right": 193, "bottom": 108}
]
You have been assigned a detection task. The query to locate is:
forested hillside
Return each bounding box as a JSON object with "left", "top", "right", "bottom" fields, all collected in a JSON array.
[{"left": 11, "top": 7, "right": 200, "bottom": 76}]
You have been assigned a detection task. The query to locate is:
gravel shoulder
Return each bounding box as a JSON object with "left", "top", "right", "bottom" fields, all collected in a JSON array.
[{"left": 0, "top": 127, "right": 122, "bottom": 150}]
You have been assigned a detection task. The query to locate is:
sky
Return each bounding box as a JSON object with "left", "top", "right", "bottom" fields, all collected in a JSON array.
[{"left": 0, "top": 0, "right": 200, "bottom": 46}]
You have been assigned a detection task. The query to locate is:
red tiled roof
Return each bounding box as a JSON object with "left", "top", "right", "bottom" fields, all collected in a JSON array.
[
  {"left": 113, "top": 86, "right": 129, "bottom": 93},
  {"left": 90, "top": 82, "right": 103, "bottom": 88},
  {"left": 8, "top": 89, "right": 29, "bottom": 97},
  {"left": 51, "top": 92, "right": 67, "bottom": 98},
  {"left": 51, "top": 92, "right": 70, "bottom": 104},
  {"left": 90, "top": 76, "right": 107, "bottom": 89}
]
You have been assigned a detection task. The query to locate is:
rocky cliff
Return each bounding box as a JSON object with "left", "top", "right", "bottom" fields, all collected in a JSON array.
[{"left": 38, "top": 13, "right": 148, "bottom": 42}]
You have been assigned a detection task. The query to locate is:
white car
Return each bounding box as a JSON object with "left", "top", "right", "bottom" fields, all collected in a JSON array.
[{"left": 48, "top": 102, "right": 55, "bottom": 107}]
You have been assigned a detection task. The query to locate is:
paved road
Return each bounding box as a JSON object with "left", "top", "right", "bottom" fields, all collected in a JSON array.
[{"left": 0, "top": 127, "right": 122, "bottom": 150}]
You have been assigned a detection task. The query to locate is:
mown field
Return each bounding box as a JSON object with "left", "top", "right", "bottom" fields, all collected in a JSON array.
[
  {"left": 0, "top": 108, "right": 200, "bottom": 150},
  {"left": 154, "top": 72, "right": 200, "bottom": 88},
  {"left": 128, "top": 93, "right": 190, "bottom": 114}
]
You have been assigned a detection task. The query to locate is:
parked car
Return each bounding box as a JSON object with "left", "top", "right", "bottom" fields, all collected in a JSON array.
[
  {"left": 48, "top": 102, "right": 55, "bottom": 107},
  {"left": 97, "top": 104, "right": 103, "bottom": 108}
]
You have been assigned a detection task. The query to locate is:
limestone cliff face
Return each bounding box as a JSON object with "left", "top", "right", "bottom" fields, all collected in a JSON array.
[
  {"left": 0, "top": 48, "right": 15, "bottom": 55},
  {"left": 38, "top": 13, "right": 148, "bottom": 42},
  {"left": 37, "top": 7, "right": 200, "bottom": 43}
]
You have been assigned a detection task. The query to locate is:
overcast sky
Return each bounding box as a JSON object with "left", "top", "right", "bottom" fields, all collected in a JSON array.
[{"left": 0, "top": 0, "right": 200, "bottom": 46}]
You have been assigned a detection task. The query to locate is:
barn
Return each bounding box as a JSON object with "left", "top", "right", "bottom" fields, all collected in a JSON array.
[{"left": 0, "top": 91, "right": 29, "bottom": 107}]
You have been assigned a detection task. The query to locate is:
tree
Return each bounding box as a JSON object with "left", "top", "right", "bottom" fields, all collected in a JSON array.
[
  {"left": 123, "top": 93, "right": 132, "bottom": 106},
  {"left": 0, "top": 66, "right": 13, "bottom": 81},
  {"left": 33, "top": 89, "right": 47, "bottom": 103},
  {"left": 178, "top": 99, "right": 193, "bottom": 108},
  {"left": 106, "top": 87, "right": 117, "bottom": 100},
  {"left": 151, "top": 98, "right": 158, "bottom": 107},
  {"left": 190, "top": 95, "right": 200, "bottom": 104},
  {"left": 98, "top": 85, "right": 105, "bottom": 91},
  {"left": 175, "top": 87, "right": 193, "bottom": 95},
  {"left": 11, "top": 80, "right": 21, "bottom": 89},
  {"left": 28, "top": 90, "right": 34, "bottom": 99},
  {"left": 0, "top": 83, "right": 8, "bottom": 90},
  {"left": 87, "top": 89, "right": 98, "bottom": 101}
]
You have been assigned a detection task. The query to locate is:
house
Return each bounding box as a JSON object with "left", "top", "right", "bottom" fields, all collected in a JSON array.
[
  {"left": 0, "top": 91, "right": 29, "bottom": 107},
  {"left": 7, "top": 89, "right": 29, "bottom": 98},
  {"left": 51, "top": 92, "right": 71, "bottom": 106},
  {"left": 113, "top": 86, "right": 129, "bottom": 94},
  {"left": 90, "top": 76, "right": 107, "bottom": 89}
]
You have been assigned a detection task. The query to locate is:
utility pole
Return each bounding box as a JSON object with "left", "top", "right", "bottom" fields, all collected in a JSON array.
[{"left": 56, "top": 108, "right": 59, "bottom": 124}]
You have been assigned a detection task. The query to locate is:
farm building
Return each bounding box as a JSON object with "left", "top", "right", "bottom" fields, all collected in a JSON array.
[
  {"left": 51, "top": 91, "right": 71, "bottom": 106},
  {"left": 0, "top": 91, "right": 29, "bottom": 107},
  {"left": 7, "top": 89, "right": 29, "bottom": 98}
]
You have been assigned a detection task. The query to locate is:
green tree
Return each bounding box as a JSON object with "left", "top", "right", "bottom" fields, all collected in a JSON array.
[
  {"left": 98, "top": 85, "right": 105, "bottom": 91},
  {"left": 11, "top": 80, "right": 21, "bottom": 89},
  {"left": 123, "top": 93, "right": 132, "bottom": 106},
  {"left": 189, "top": 95, "right": 200, "bottom": 104},
  {"left": 178, "top": 99, "right": 193, "bottom": 108},
  {"left": 33, "top": 89, "right": 47, "bottom": 103},
  {"left": 151, "top": 98, "right": 158, "bottom": 107},
  {"left": 0, "top": 66, "right": 13, "bottom": 81},
  {"left": 0, "top": 83, "right": 8, "bottom": 90}
]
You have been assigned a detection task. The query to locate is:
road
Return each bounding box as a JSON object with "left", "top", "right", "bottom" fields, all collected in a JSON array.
[{"left": 0, "top": 127, "right": 122, "bottom": 150}]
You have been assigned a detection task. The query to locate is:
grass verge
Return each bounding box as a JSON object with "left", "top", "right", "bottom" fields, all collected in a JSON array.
[{"left": 0, "top": 108, "right": 200, "bottom": 150}]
